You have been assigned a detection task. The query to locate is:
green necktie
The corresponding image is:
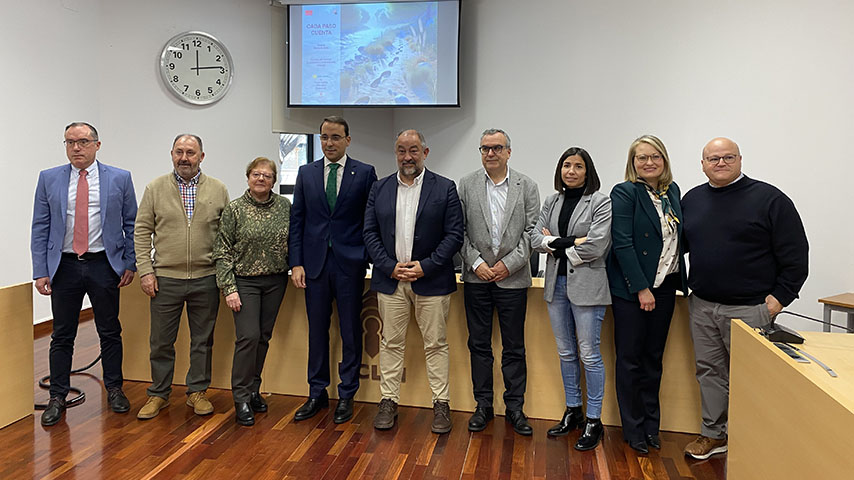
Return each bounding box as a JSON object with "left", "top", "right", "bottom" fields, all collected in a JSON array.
[
  {"left": 326, "top": 163, "right": 339, "bottom": 247},
  {"left": 326, "top": 162, "right": 339, "bottom": 211}
]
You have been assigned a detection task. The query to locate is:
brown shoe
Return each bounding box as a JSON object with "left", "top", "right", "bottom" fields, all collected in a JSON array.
[
  {"left": 684, "top": 435, "right": 727, "bottom": 460},
  {"left": 137, "top": 396, "right": 168, "bottom": 420},
  {"left": 187, "top": 391, "right": 214, "bottom": 415},
  {"left": 432, "top": 401, "right": 452, "bottom": 434},
  {"left": 373, "top": 398, "right": 398, "bottom": 430}
]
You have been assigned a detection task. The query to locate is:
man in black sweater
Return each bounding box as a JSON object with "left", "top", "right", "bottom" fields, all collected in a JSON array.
[{"left": 681, "top": 137, "right": 808, "bottom": 460}]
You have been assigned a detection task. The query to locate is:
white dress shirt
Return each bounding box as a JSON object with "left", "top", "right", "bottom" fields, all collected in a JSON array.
[
  {"left": 394, "top": 169, "right": 425, "bottom": 263},
  {"left": 472, "top": 168, "right": 509, "bottom": 271},
  {"left": 324, "top": 155, "right": 347, "bottom": 194},
  {"left": 63, "top": 161, "right": 104, "bottom": 253}
]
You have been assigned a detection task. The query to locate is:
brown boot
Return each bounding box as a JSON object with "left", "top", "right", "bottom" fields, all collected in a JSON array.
[
  {"left": 137, "top": 396, "right": 168, "bottom": 420},
  {"left": 186, "top": 391, "right": 214, "bottom": 415},
  {"left": 373, "top": 398, "right": 398, "bottom": 430},
  {"left": 431, "top": 401, "right": 451, "bottom": 434}
]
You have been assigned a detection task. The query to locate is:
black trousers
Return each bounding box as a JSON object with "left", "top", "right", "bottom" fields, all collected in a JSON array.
[
  {"left": 464, "top": 282, "right": 527, "bottom": 411},
  {"left": 49, "top": 252, "right": 122, "bottom": 398},
  {"left": 612, "top": 273, "right": 679, "bottom": 442},
  {"left": 231, "top": 273, "right": 287, "bottom": 402},
  {"left": 305, "top": 248, "right": 365, "bottom": 399}
]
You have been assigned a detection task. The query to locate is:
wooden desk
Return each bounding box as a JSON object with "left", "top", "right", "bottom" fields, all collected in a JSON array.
[
  {"left": 729, "top": 320, "right": 854, "bottom": 479},
  {"left": 119, "top": 277, "right": 702, "bottom": 433},
  {"left": 818, "top": 292, "right": 854, "bottom": 332},
  {"left": 0, "top": 282, "right": 34, "bottom": 429}
]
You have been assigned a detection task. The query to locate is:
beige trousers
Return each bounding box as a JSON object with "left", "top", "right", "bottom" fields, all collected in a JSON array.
[{"left": 377, "top": 282, "right": 451, "bottom": 403}]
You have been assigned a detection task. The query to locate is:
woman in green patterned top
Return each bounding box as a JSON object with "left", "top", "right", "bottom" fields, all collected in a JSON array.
[{"left": 213, "top": 157, "right": 291, "bottom": 426}]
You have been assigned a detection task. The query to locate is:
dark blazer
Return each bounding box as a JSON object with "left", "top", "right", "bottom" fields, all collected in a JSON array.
[
  {"left": 606, "top": 180, "right": 688, "bottom": 301},
  {"left": 363, "top": 169, "right": 464, "bottom": 296},
  {"left": 31, "top": 161, "right": 137, "bottom": 280},
  {"left": 288, "top": 156, "right": 377, "bottom": 279}
]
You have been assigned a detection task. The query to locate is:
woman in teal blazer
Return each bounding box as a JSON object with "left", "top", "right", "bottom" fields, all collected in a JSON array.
[{"left": 606, "top": 135, "right": 688, "bottom": 454}]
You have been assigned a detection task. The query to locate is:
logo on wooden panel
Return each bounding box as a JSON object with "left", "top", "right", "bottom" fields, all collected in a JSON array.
[{"left": 357, "top": 290, "right": 405, "bottom": 382}]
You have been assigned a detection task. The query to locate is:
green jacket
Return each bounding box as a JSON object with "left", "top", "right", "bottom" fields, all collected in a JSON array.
[
  {"left": 213, "top": 190, "right": 291, "bottom": 295},
  {"left": 607, "top": 180, "right": 688, "bottom": 301}
]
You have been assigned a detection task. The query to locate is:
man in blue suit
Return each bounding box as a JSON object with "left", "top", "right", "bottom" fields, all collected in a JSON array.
[
  {"left": 31, "top": 122, "right": 137, "bottom": 426},
  {"left": 289, "top": 116, "right": 377, "bottom": 423},
  {"left": 363, "top": 129, "right": 464, "bottom": 434}
]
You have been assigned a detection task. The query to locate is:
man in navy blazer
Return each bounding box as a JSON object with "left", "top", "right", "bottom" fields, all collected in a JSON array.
[
  {"left": 31, "top": 122, "right": 137, "bottom": 426},
  {"left": 363, "top": 129, "right": 463, "bottom": 434},
  {"left": 289, "top": 116, "right": 377, "bottom": 423}
]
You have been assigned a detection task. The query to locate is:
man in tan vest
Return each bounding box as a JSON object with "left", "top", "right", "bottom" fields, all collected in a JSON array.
[{"left": 134, "top": 134, "right": 229, "bottom": 419}]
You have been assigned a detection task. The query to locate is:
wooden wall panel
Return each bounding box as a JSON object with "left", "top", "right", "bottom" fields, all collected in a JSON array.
[{"left": 120, "top": 277, "right": 701, "bottom": 432}]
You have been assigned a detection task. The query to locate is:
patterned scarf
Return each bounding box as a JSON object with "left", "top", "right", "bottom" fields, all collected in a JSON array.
[{"left": 640, "top": 180, "right": 679, "bottom": 232}]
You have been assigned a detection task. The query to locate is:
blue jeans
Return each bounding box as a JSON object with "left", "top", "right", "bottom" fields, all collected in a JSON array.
[{"left": 546, "top": 276, "right": 606, "bottom": 418}]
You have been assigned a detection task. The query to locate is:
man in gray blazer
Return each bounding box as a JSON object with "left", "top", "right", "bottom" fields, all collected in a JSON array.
[{"left": 457, "top": 128, "right": 540, "bottom": 435}]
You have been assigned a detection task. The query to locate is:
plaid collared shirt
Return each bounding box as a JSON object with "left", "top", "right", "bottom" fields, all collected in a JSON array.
[{"left": 175, "top": 170, "right": 201, "bottom": 223}]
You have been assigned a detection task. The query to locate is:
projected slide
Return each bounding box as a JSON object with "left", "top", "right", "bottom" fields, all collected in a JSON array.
[{"left": 289, "top": 1, "right": 459, "bottom": 106}]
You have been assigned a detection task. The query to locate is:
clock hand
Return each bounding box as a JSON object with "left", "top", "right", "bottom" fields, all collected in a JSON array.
[
  {"left": 191, "top": 66, "right": 225, "bottom": 71},
  {"left": 195, "top": 49, "right": 200, "bottom": 76}
]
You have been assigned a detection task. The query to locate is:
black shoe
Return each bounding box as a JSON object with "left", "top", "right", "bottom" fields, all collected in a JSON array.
[
  {"left": 294, "top": 393, "right": 329, "bottom": 421},
  {"left": 646, "top": 433, "right": 661, "bottom": 449},
  {"left": 249, "top": 392, "right": 268, "bottom": 413},
  {"left": 629, "top": 439, "right": 649, "bottom": 454},
  {"left": 574, "top": 418, "right": 603, "bottom": 451},
  {"left": 467, "top": 406, "right": 494, "bottom": 432},
  {"left": 235, "top": 402, "right": 255, "bottom": 426},
  {"left": 333, "top": 398, "right": 354, "bottom": 424},
  {"left": 107, "top": 387, "right": 130, "bottom": 413},
  {"left": 41, "top": 397, "right": 66, "bottom": 426},
  {"left": 505, "top": 410, "right": 533, "bottom": 436},
  {"left": 547, "top": 406, "right": 584, "bottom": 436}
]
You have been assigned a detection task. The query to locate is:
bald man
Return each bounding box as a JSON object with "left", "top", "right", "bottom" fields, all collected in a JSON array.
[{"left": 680, "top": 137, "right": 808, "bottom": 459}]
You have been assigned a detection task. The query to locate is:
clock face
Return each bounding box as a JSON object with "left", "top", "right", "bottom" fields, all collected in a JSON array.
[{"left": 159, "top": 31, "right": 233, "bottom": 105}]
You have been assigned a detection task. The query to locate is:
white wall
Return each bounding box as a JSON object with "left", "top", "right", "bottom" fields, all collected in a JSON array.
[
  {"left": 2, "top": 0, "right": 394, "bottom": 322},
  {"left": 1, "top": 0, "right": 102, "bottom": 322},
  {"left": 3, "top": 0, "right": 852, "bottom": 329},
  {"left": 395, "top": 0, "right": 854, "bottom": 330}
]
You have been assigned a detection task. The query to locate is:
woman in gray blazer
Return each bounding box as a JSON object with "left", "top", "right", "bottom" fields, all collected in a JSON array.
[{"left": 532, "top": 147, "right": 612, "bottom": 451}]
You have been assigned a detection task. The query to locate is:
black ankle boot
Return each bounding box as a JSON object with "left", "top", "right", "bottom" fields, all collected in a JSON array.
[
  {"left": 235, "top": 402, "right": 255, "bottom": 426},
  {"left": 547, "top": 406, "right": 584, "bottom": 437},
  {"left": 574, "top": 418, "right": 603, "bottom": 451}
]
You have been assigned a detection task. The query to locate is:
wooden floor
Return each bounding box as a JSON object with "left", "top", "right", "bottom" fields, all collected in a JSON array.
[{"left": 1, "top": 321, "right": 726, "bottom": 479}]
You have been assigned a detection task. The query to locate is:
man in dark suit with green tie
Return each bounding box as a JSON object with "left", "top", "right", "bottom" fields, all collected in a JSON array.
[{"left": 289, "top": 116, "right": 377, "bottom": 423}]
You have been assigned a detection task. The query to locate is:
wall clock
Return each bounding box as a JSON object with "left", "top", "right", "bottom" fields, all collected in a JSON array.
[{"left": 159, "top": 31, "right": 234, "bottom": 105}]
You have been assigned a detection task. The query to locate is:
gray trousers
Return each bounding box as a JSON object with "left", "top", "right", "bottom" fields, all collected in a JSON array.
[
  {"left": 231, "top": 274, "right": 287, "bottom": 402},
  {"left": 688, "top": 294, "right": 772, "bottom": 439},
  {"left": 147, "top": 275, "right": 219, "bottom": 399}
]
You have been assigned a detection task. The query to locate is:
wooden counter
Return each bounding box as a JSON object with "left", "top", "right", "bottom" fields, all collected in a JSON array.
[
  {"left": 119, "top": 277, "right": 702, "bottom": 432},
  {"left": 729, "top": 320, "right": 854, "bottom": 479},
  {"left": 0, "top": 282, "right": 34, "bottom": 428}
]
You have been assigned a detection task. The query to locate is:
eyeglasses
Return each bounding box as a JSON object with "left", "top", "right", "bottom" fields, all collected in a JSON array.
[
  {"left": 249, "top": 172, "right": 273, "bottom": 181},
  {"left": 703, "top": 155, "right": 738, "bottom": 164},
  {"left": 320, "top": 134, "right": 345, "bottom": 142},
  {"left": 635, "top": 154, "right": 663, "bottom": 163},
  {"left": 64, "top": 139, "right": 96, "bottom": 148},
  {"left": 479, "top": 145, "right": 506, "bottom": 155}
]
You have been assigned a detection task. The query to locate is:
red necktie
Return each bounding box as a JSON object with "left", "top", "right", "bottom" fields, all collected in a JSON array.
[{"left": 73, "top": 169, "right": 89, "bottom": 256}]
